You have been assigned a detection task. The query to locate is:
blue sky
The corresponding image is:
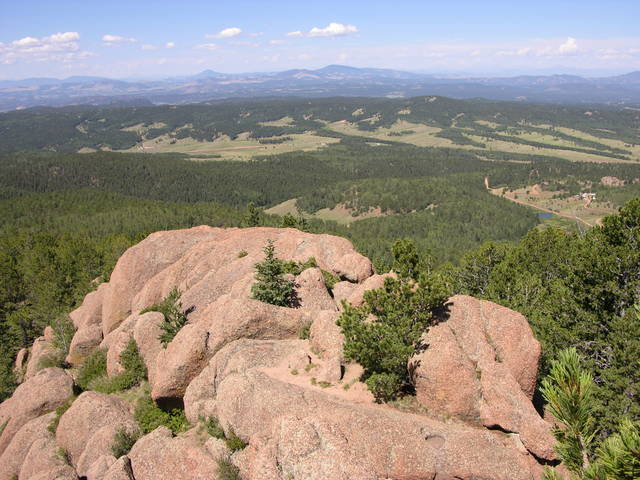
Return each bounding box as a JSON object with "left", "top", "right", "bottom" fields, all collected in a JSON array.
[{"left": 1, "top": 0, "right": 639, "bottom": 79}]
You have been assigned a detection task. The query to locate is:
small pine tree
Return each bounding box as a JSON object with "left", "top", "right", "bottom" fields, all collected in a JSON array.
[
  {"left": 541, "top": 347, "right": 640, "bottom": 480},
  {"left": 251, "top": 240, "right": 295, "bottom": 307},
  {"left": 243, "top": 202, "right": 261, "bottom": 227}
]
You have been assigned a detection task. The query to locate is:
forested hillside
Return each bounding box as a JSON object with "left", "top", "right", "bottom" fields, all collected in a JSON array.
[{"left": 0, "top": 95, "right": 639, "bottom": 449}]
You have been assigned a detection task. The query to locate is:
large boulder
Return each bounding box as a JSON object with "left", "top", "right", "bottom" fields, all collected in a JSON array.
[
  {"left": 151, "top": 295, "right": 314, "bottom": 405},
  {"left": 18, "top": 436, "right": 77, "bottom": 480},
  {"left": 0, "top": 368, "right": 73, "bottom": 455},
  {"left": 128, "top": 427, "right": 219, "bottom": 480},
  {"left": 295, "top": 268, "right": 337, "bottom": 312},
  {"left": 55, "top": 392, "right": 137, "bottom": 472},
  {"left": 101, "top": 226, "right": 223, "bottom": 336},
  {"left": 0, "top": 412, "right": 56, "bottom": 480},
  {"left": 185, "top": 339, "right": 545, "bottom": 480},
  {"left": 409, "top": 295, "right": 555, "bottom": 460},
  {"left": 24, "top": 336, "right": 57, "bottom": 380}
]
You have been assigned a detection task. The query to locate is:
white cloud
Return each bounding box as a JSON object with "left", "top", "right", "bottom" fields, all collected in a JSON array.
[
  {"left": 13, "top": 37, "right": 40, "bottom": 47},
  {"left": 286, "top": 23, "right": 358, "bottom": 39},
  {"left": 269, "top": 39, "right": 285, "bottom": 45},
  {"left": 206, "top": 27, "right": 242, "bottom": 39},
  {"left": 558, "top": 37, "right": 578, "bottom": 54},
  {"left": 165, "top": 42, "right": 176, "bottom": 49},
  {"left": 47, "top": 32, "right": 80, "bottom": 43},
  {"left": 141, "top": 44, "right": 159, "bottom": 51},
  {"left": 102, "top": 34, "right": 137, "bottom": 45},
  {"left": 308, "top": 22, "right": 358, "bottom": 38},
  {"left": 195, "top": 43, "right": 219, "bottom": 51},
  {"left": 0, "top": 32, "right": 88, "bottom": 64}
]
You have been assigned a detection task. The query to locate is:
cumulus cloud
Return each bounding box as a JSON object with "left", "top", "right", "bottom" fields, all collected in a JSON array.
[
  {"left": 0, "top": 32, "right": 89, "bottom": 64},
  {"left": 308, "top": 22, "right": 358, "bottom": 37},
  {"left": 141, "top": 44, "right": 159, "bottom": 51},
  {"left": 285, "top": 23, "right": 358, "bottom": 38},
  {"left": 558, "top": 37, "right": 578, "bottom": 54},
  {"left": 206, "top": 27, "right": 242, "bottom": 39},
  {"left": 195, "top": 43, "right": 219, "bottom": 51},
  {"left": 102, "top": 34, "right": 137, "bottom": 45},
  {"left": 269, "top": 39, "right": 285, "bottom": 45},
  {"left": 165, "top": 42, "right": 176, "bottom": 48}
]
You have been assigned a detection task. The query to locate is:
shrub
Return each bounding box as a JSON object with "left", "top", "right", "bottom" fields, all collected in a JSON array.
[
  {"left": 217, "top": 457, "right": 242, "bottom": 480},
  {"left": 225, "top": 429, "right": 247, "bottom": 452},
  {"left": 338, "top": 275, "right": 449, "bottom": 402},
  {"left": 298, "top": 321, "right": 312, "bottom": 340},
  {"left": 321, "top": 269, "right": 340, "bottom": 291},
  {"left": 365, "top": 373, "right": 401, "bottom": 402},
  {"left": 48, "top": 396, "right": 75, "bottom": 434},
  {"left": 251, "top": 240, "right": 295, "bottom": 307},
  {"left": 203, "top": 416, "right": 225, "bottom": 439},
  {"left": 76, "top": 349, "right": 107, "bottom": 391},
  {"left": 37, "top": 351, "right": 66, "bottom": 370},
  {"left": 237, "top": 250, "right": 248, "bottom": 258},
  {"left": 134, "top": 395, "right": 189, "bottom": 435},
  {"left": 87, "top": 338, "right": 146, "bottom": 394},
  {"left": 111, "top": 426, "right": 140, "bottom": 458},
  {"left": 37, "top": 315, "right": 76, "bottom": 371},
  {"left": 141, "top": 288, "right": 188, "bottom": 346}
]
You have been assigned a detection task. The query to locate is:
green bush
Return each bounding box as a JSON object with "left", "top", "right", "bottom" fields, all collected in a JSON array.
[
  {"left": 364, "top": 373, "right": 401, "bottom": 402},
  {"left": 76, "top": 349, "right": 107, "bottom": 391},
  {"left": 37, "top": 316, "right": 76, "bottom": 372},
  {"left": 298, "top": 321, "right": 312, "bottom": 340},
  {"left": 217, "top": 457, "right": 242, "bottom": 480},
  {"left": 251, "top": 240, "right": 295, "bottom": 307},
  {"left": 111, "top": 426, "right": 140, "bottom": 458},
  {"left": 338, "top": 272, "right": 449, "bottom": 402},
  {"left": 87, "top": 338, "right": 146, "bottom": 394},
  {"left": 320, "top": 269, "right": 340, "bottom": 291},
  {"left": 134, "top": 395, "right": 189, "bottom": 435},
  {"left": 48, "top": 396, "right": 75, "bottom": 434},
  {"left": 204, "top": 416, "right": 225, "bottom": 438},
  {"left": 141, "top": 288, "right": 188, "bottom": 346},
  {"left": 225, "top": 429, "right": 247, "bottom": 452},
  {"left": 37, "top": 351, "right": 66, "bottom": 370}
]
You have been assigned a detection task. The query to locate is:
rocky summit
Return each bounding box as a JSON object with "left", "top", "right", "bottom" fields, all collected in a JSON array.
[{"left": 0, "top": 227, "right": 557, "bottom": 480}]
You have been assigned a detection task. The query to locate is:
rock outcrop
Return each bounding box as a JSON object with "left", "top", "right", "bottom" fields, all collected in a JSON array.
[
  {"left": 0, "top": 367, "right": 73, "bottom": 455},
  {"left": 0, "top": 227, "right": 557, "bottom": 479},
  {"left": 409, "top": 295, "right": 556, "bottom": 461}
]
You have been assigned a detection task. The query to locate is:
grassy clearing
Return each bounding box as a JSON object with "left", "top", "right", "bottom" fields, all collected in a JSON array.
[
  {"left": 258, "top": 116, "right": 294, "bottom": 127},
  {"left": 264, "top": 198, "right": 299, "bottom": 216},
  {"left": 265, "top": 198, "right": 388, "bottom": 225},
  {"left": 467, "top": 134, "right": 635, "bottom": 164},
  {"left": 326, "top": 120, "right": 454, "bottom": 148},
  {"left": 122, "top": 131, "right": 339, "bottom": 161}
]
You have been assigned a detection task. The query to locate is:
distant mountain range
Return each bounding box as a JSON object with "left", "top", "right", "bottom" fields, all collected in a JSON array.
[{"left": 2, "top": 65, "right": 640, "bottom": 111}]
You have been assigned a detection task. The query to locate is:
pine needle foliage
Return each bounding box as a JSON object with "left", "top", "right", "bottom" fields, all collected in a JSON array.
[
  {"left": 541, "top": 347, "right": 598, "bottom": 475},
  {"left": 142, "top": 288, "right": 188, "bottom": 347},
  {"left": 251, "top": 240, "right": 295, "bottom": 307},
  {"left": 542, "top": 347, "right": 640, "bottom": 480},
  {"left": 338, "top": 273, "right": 449, "bottom": 402}
]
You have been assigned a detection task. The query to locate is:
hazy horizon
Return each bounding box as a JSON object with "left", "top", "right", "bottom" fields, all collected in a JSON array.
[{"left": 2, "top": 0, "right": 639, "bottom": 81}]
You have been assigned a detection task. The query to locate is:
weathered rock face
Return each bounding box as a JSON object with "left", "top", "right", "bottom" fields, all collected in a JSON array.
[
  {"left": 0, "top": 368, "right": 73, "bottom": 456},
  {"left": 23, "top": 336, "right": 56, "bottom": 380},
  {"left": 128, "top": 427, "right": 220, "bottom": 480},
  {"left": 409, "top": 295, "right": 555, "bottom": 460},
  {"left": 0, "top": 227, "right": 558, "bottom": 479},
  {"left": 185, "top": 339, "right": 546, "bottom": 480},
  {"left": 0, "top": 412, "right": 55, "bottom": 480},
  {"left": 55, "top": 391, "right": 138, "bottom": 475}
]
